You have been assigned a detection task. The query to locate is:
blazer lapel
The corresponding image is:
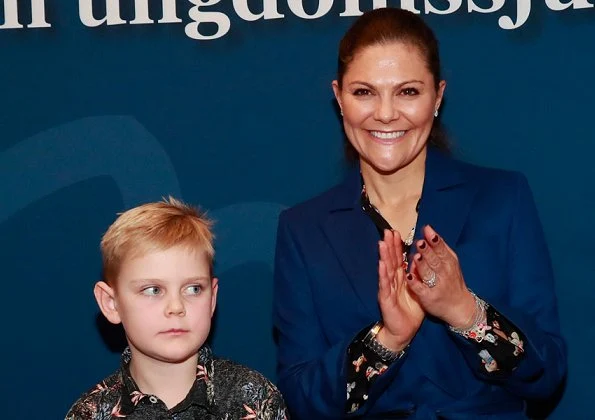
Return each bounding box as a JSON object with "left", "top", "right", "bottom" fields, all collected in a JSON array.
[
  {"left": 321, "top": 167, "right": 383, "bottom": 319},
  {"left": 409, "top": 148, "right": 478, "bottom": 397},
  {"left": 415, "top": 149, "right": 476, "bottom": 249},
  {"left": 322, "top": 207, "right": 383, "bottom": 319}
]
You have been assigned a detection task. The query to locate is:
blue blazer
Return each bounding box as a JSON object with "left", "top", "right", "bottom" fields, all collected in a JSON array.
[{"left": 273, "top": 149, "right": 566, "bottom": 419}]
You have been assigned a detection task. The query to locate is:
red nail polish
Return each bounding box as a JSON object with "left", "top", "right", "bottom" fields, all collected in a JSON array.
[
  {"left": 419, "top": 241, "right": 426, "bottom": 250},
  {"left": 431, "top": 235, "right": 439, "bottom": 243},
  {"left": 406, "top": 273, "right": 413, "bottom": 281}
]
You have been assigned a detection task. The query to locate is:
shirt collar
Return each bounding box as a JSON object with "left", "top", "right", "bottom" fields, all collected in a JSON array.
[{"left": 117, "top": 345, "right": 215, "bottom": 416}]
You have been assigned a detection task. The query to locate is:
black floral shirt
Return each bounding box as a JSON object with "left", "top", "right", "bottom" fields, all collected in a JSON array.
[{"left": 65, "top": 346, "right": 288, "bottom": 420}]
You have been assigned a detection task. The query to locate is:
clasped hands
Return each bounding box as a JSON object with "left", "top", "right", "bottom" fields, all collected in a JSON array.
[{"left": 376, "top": 225, "right": 477, "bottom": 352}]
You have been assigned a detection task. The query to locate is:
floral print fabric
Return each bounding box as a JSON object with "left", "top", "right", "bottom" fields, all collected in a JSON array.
[
  {"left": 345, "top": 305, "right": 527, "bottom": 413},
  {"left": 66, "top": 346, "right": 288, "bottom": 420}
]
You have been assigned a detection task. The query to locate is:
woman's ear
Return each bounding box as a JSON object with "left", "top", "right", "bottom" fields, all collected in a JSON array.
[
  {"left": 435, "top": 80, "right": 446, "bottom": 110},
  {"left": 332, "top": 80, "right": 343, "bottom": 113},
  {"left": 94, "top": 281, "right": 122, "bottom": 325}
]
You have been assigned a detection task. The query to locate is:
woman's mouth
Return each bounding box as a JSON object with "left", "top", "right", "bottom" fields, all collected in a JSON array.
[{"left": 369, "top": 130, "right": 406, "bottom": 140}]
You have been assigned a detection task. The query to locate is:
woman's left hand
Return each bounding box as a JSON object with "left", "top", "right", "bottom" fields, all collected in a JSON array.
[{"left": 407, "top": 225, "right": 477, "bottom": 329}]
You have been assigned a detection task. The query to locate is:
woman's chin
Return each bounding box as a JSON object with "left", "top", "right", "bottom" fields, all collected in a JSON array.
[{"left": 362, "top": 156, "right": 404, "bottom": 174}]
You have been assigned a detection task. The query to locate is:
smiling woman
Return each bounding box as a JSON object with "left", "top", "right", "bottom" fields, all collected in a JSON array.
[
  {"left": 332, "top": 42, "right": 445, "bottom": 177},
  {"left": 273, "top": 7, "right": 567, "bottom": 419}
]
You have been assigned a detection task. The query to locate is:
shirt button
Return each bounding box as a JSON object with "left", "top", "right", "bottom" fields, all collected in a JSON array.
[{"left": 149, "top": 396, "right": 158, "bottom": 404}]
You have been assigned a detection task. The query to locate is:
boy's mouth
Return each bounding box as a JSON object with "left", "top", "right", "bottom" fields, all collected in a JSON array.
[{"left": 161, "top": 328, "right": 189, "bottom": 335}]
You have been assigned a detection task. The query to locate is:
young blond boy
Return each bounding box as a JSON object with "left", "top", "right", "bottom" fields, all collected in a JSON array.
[{"left": 66, "top": 197, "right": 287, "bottom": 419}]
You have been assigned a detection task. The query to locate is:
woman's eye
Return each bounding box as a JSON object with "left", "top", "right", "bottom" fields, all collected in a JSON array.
[
  {"left": 401, "top": 87, "right": 419, "bottom": 96},
  {"left": 185, "top": 285, "right": 202, "bottom": 295},
  {"left": 142, "top": 286, "right": 161, "bottom": 296},
  {"left": 353, "top": 88, "right": 372, "bottom": 96}
]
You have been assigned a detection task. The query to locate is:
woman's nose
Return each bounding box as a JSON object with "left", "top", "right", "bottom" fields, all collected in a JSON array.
[{"left": 374, "top": 96, "right": 399, "bottom": 123}]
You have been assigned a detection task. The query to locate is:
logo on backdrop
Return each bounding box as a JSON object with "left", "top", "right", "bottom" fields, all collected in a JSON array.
[
  {"left": 1, "top": 0, "right": 594, "bottom": 39},
  {"left": 0, "top": 116, "right": 285, "bottom": 271}
]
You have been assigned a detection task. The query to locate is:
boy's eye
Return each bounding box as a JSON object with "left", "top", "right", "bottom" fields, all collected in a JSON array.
[
  {"left": 401, "top": 87, "right": 419, "bottom": 96},
  {"left": 142, "top": 286, "right": 161, "bottom": 296},
  {"left": 185, "top": 285, "right": 202, "bottom": 295}
]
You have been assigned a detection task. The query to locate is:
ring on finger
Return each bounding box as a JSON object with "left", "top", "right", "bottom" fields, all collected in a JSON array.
[{"left": 423, "top": 271, "right": 437, "bottom": 288}]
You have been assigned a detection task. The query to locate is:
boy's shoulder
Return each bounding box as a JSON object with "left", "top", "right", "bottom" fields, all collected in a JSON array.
[
  {"left": 211, "top": 356, "right": 278, "bottom": 392},
  {"left": 209, "top": 356, "right": 287, "bottom": 418},
  {"left": 65, "top": 371, "right": 125, "bottom": 419},
  {"left": 65, "top": 348, "right": 288, "bottom": 420}
]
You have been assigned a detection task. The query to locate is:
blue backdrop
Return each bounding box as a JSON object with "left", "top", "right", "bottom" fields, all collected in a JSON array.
[{"left": 2, "top": 1, "right": 593, "bottom": 418}]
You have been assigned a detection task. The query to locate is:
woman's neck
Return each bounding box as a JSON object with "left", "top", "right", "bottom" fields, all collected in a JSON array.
[
  {"left": 361, "top": 148, "right": 426, "bottom": 207},
  {"left": 129, "top": 349, "right": 199, "bottom": 409}
]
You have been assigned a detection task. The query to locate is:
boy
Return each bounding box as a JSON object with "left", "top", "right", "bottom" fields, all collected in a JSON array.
[{"left": 66, "top": 197, "right": 287, "bottom": 419}]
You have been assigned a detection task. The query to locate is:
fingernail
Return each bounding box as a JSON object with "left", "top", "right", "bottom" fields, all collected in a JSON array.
[
  {"left": 415, "top": 254, "right": 422, "bottom": 261},
  {"left": 406, "top": 273, "right": 413, "bottom": 281},
  {"left": 431, "top": 235, "right": 439, "bottom": 243},
  {"left": 419, "top": 241, "right": 426, "bottom": 250}
]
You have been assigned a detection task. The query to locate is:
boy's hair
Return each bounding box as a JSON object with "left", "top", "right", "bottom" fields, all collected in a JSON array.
[{"left": 101, "top": 196, "right": 214, "bottom": 284}]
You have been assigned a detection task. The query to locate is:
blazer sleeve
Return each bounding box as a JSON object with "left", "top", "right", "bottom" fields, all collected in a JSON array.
[
  {"left": 272, "top": 212, "right": 406, "bottom": 418},
  {"left": 453, "top": 173, "right": 567, "bottom": 399}
]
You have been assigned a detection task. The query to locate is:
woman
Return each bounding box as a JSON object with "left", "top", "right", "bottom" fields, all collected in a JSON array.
[{"left": 272, "top": 7, "right": 566, "bottom": 419}]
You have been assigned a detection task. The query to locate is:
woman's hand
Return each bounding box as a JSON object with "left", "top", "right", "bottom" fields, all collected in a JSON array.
[
  {"left": 407, "top": 225, "right": 476, "bottom": 329},
  {"left": 377, "top": 229, "right": 425, "bottom": 351}
]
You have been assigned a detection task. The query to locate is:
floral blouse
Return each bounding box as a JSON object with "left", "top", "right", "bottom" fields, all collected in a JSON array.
[
  {"left": 65, "top": 346, "right": 288, "bottom": 420},
  {"left": 345, "top": 185, "right": 528, "bottom": 414}
]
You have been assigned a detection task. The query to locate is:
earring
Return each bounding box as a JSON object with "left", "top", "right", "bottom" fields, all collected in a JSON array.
[
  {"left": 340, "top": 109, "right": 344, "bottom": 117},
  {"left": 434, "top": 109, "right": 439, "bottom": 117}
]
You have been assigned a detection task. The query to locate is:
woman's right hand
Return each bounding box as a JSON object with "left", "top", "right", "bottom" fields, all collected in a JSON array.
[{"left": 377, "top": 229, "right": 424, "bottom": 351}]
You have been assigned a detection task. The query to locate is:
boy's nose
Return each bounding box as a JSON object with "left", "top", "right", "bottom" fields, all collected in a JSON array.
[{"left": 166, "top": 295, "right": 186, "bottom": 316}]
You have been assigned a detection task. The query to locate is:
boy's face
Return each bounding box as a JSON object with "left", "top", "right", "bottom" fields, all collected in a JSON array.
[{"left": 95, "top": 245, "right": 217, "bottom": 365}]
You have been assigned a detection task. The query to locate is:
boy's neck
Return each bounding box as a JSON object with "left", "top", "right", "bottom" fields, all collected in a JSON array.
[{"left": 128, "top": 349, "right": 199, "bottom": 410}]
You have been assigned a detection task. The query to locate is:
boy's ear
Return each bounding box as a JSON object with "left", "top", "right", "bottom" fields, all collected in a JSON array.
[
  {"left": 94, "top": 281, "right": 122, "bottom": 325},
  {"left": 210, "top": 277, "right": 219, "bottom": 317}
]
